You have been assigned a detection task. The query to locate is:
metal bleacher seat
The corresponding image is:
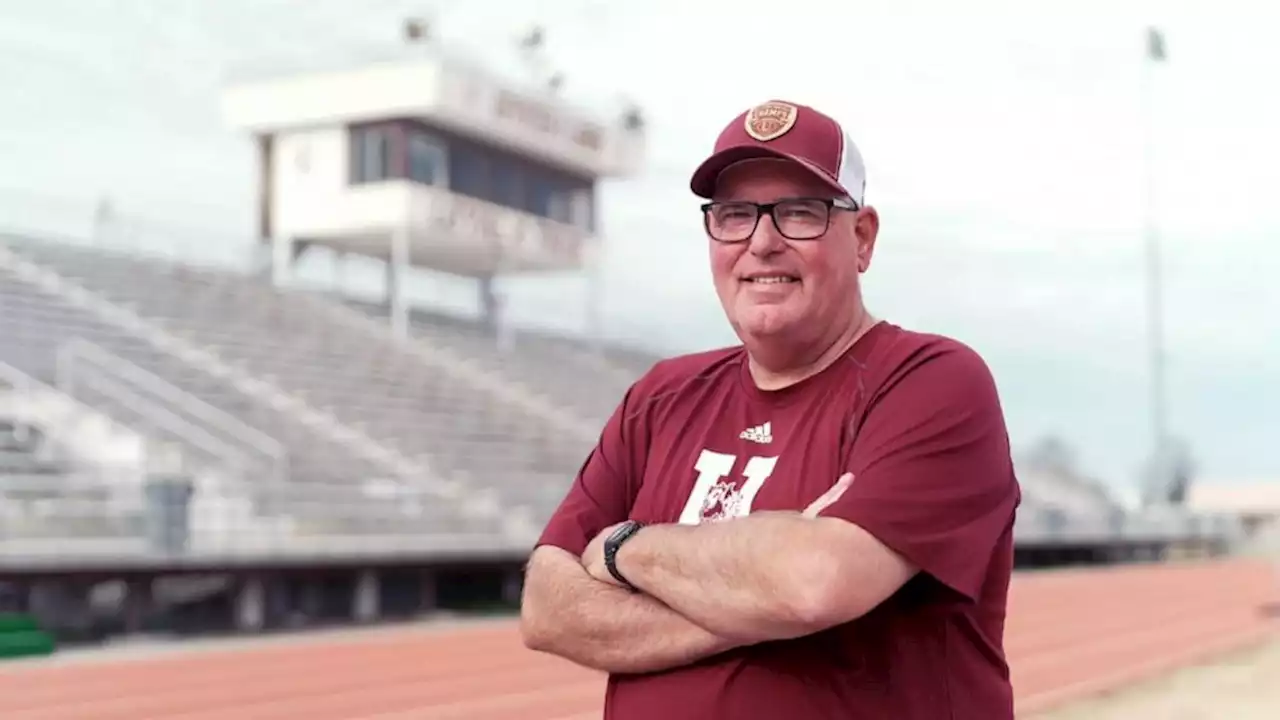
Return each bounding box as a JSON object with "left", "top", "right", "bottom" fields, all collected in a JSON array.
[
  {"left": 1, "top": 237, "right": 613, "bottom": 544},
  {"left": 346, "top": 299, "right": 653, "bottom": 425},
  {"left": 1, "top": 238, "right": 516, "bottom": 547}
]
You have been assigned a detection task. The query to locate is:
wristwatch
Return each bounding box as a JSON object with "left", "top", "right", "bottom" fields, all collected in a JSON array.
[{"left": 603, "top": 520, "right": 645, "bottom": 592}]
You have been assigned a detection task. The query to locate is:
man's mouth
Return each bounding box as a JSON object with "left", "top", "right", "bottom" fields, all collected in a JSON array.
[{"left": 741, "top": 274, "right": 799, "bottom": 285}]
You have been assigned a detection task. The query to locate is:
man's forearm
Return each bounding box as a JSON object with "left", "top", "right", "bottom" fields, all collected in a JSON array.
[
  {"left": 521, "top": 546, "right": 741, "bottom": 674},
  {"left": 619, "top": 513, "right": 837, "bottom": 642}
]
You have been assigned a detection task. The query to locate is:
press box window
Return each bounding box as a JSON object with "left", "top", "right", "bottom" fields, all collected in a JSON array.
[
  {"left": 407, "top": 133, "right": 447, "bottom": 186},
  {"left": 350, "top": 126, "right": 392, "bottom": 184}
]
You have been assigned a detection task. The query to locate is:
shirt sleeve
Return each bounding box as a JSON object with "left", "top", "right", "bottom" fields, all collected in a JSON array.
[
  {"left": 819, "top": 341, "right": 1020, "bottom": 602},
  {"left": 534, "top": 384, "right": 647, "bottom": 557}
]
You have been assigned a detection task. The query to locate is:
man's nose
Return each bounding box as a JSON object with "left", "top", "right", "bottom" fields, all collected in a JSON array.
[{"left": 747, "top": 213, "right": 786, "bottom": 256}]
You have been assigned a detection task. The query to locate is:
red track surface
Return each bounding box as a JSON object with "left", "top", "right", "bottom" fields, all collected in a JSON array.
[{"left": 0, "top": 560, "right": 1274, "bottom": 719}]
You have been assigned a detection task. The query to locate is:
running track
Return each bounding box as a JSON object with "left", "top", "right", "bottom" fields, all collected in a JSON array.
[{"left": 0, "top": 560, "right": 1274, "bottom": 719}]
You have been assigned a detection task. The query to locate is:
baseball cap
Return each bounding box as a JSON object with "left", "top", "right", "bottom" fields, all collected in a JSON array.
[{"left": 689, "top": 100, "right": 866, "bottom": 205}]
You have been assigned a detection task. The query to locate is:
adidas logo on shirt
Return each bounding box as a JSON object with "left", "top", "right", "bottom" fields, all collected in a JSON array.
[{"left": 740, "top": 422, "right": 773, "bottom": 444}]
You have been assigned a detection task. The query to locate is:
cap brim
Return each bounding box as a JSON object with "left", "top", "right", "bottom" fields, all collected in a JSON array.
[{"left": 689, "top": 145, "right": 849, "bottom": 199}]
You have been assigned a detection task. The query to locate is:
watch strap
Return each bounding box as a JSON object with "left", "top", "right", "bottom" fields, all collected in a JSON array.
[{"left": 604, "top": 521, "right": 644, "bottom": 591}]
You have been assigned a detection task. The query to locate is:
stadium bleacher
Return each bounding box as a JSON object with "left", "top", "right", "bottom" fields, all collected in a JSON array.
[
  {"left": 2, "top": 236, "right": 566, "bottom": 553},
  {"left": 1, "top": 234, "right": 680, "bottom": 556}
]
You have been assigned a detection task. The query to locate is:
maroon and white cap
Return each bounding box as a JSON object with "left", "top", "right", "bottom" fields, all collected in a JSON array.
[{"left": 690, "top": 99, "right": 867, "bottom": 205}]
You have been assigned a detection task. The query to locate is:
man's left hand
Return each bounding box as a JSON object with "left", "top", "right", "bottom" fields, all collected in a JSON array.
[{"left": 582, "top": 521, "right": 628, "bottom": 586}]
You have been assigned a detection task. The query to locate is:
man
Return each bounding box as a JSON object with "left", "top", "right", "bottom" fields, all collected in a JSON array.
[{"left": 520, "top": 99, "right": 1021, "bottom": 719}]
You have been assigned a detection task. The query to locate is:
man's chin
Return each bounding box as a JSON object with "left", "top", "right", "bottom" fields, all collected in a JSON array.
[{"left": 732, "top": 307, "right": 798, "bottom": 339}]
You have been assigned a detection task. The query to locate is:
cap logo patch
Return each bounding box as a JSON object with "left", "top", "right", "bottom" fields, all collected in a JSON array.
[{"left": 744, "top": 101, "right": 798, "bottom": 142}]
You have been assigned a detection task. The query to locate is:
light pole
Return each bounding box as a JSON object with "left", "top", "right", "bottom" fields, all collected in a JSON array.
[{"left": 1141, "top": 26, "right": 1169, "bottom": 506}]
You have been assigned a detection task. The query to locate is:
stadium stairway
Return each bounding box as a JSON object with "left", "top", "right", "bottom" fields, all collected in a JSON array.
[
  {"left": 0, "top": 238, "right": 520, "bottom": 552},
  {"left": 0, "top": 236, "right": 602, "bottom": 542}
]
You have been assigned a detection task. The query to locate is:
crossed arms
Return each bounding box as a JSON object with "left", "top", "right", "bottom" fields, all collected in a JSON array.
[{"left": 520, "top": 476, "right": 918, "bottom": 675}]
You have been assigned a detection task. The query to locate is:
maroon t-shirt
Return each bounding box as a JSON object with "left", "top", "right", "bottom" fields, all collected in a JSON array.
[{"left": 537, "top": 322, "right": 1020, "bottom": 719}]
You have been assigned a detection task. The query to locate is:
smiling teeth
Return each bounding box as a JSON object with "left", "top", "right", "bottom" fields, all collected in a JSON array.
[{"left": 748, "top": 277, "right": 796, "bottom": 284}]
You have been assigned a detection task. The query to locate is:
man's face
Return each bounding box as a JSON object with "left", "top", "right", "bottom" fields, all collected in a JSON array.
[{"left": 707, "top": 159, "right": 878, "bottom": 346}]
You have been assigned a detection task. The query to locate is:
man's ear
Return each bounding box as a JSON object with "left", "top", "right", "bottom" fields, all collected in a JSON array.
[{"left": 855, "top": 206, "right": 880, "bottom": 274}]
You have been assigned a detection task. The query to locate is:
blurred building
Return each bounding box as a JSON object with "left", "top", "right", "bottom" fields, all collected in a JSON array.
[{"left": 1189, "top": 480, "right": 1280, "bottom": 535}]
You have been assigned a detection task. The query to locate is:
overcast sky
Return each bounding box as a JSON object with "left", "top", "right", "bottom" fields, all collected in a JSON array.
[{"left": 0, "top": 0, "right": 1275, "bottom": 491}]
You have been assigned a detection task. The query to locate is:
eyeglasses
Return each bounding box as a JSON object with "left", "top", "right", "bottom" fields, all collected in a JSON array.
[{"left": 700, "top": 197, "right": 860, "bottom": 243}]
